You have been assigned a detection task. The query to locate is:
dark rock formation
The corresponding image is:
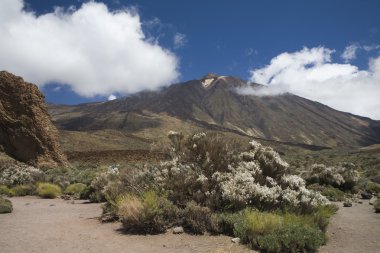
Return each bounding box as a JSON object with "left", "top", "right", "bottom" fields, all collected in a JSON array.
[{"left": 0, "top": 71, "right": 67, "bottom": 168}]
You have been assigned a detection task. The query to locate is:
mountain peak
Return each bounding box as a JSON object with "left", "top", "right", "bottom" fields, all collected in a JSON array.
[{"left": 200, "top": 73, "right": 224, "bottom": 88}]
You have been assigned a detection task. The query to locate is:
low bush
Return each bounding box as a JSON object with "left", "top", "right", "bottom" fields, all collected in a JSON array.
[
  {"left": 0, "top": 164, "right": 44, "bottom": 186},
  {"left": 374, "top": 199, "right": 380, "bottom": 213},
  {"left": 302, "top": 163, "right": 358, "bottom": 191},
  {"left": 233, "top": 208, "right": 330, "bottom": 252},
  {"left": 45, "top": 165, "right": 103, "bottom": 188},
  {"left": 234, "top": 209, "right": 282, "bottom": 244},
  {"left": 256, "top": 223, "right": 326, "bottom": 253},
  {"left": 311, "top": 205, "right": 338, "bottom": 231},
  {"left": 321, "top": 186, "right": 346, "bottom": 201},
  {"left": 0, "top": 185, "right": 12, "bottom": 196},
  {"left": 210, "top": 212, "right": 241, "bottom": 235},
  {"left": 65, "top": 183, "right": 87, "bottom": 198},
  {"left": 366, "top": 181, "right": 380, "bottom": 193},
  {"left": 182, "top": 201, "right": 212, "bottom": 234},
  {"left": 79, "top": 186, "right": 93, "bottom": 200},
  {"left": 36, "top": 183, "right": 61, "bottom": 199},
  {"left": 0, "top": 197, "right": 12, "bottom": 213},
  {"left": 118, "top": 191, "right": 179, "bottom": 234},
  {"left": 10, "top": 184, "right": 35, "bottom": 196}
]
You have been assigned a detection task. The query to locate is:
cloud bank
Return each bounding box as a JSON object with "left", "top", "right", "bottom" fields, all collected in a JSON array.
[
  {"left": 241, "top": 47, "right": 380, "bottom": 120},
  {"left": 0, "top": 0, "right": 179, "bottom": 97}
]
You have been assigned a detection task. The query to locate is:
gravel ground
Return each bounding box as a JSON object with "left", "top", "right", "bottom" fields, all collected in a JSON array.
[
  {"left": 0, "top": 196, "right": 254, "bottom": 253},
  {"left": 319, "top": 199, "right": 380, "bottom": 253}
]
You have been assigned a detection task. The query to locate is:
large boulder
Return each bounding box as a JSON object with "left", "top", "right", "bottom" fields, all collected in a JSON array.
[{"left": 0, "top": 71, "right": 67, "bottom": 168}]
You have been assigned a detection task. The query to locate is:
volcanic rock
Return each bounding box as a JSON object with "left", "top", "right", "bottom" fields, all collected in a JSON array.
[{"left": 0, "top": 71, "right": 67, "bottom": 168}]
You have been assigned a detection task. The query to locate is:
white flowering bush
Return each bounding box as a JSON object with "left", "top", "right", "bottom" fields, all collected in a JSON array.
[
  {"left": 140, "top": 132, "right": 329, "bottom": 213},
  {"left": 0, "top": 163, "right": 44, "bottom": 186},
  {"left": 302, "top": 163, "right": 359, "bottom": 190},
  {"left": 90, "top": 165, "right": 122, "bottom": 202}
]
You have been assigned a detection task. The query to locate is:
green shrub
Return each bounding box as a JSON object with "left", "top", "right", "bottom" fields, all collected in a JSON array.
[
  {"left": 64, "top": 183, "right": 87, "bottom": 198},
  {"left": 182, "top": 201, "right": 212, "bottom": 234},
  {"left": 307, "top": 184, "right": 346, "bottom": 202},
  {"left": 36, "top": 183, "right": 61, "bottom": 199},
  {"left": 233, "top": 209, "right": 330, "bottom": 252},
  {"left": 366, "top": 181, "right": 380, "bottom": 193},
  {"left": 210, "top": 212, "right": 242, "bottom": 235},
  {"left": 0, "top": 197, "right": 13, "bottom": 213},
  {"left": 10, "top": 184, "right": 35, "bottom": 196},
  {"left": 0, "top": 185, "right": 12, "bottom": 196},
  {"left": 79, "top": 186, "right": 93, "bottom": 200},
  {"left": 374, "top": 199, "right": 380, "bottom": 213},
  {"left": 234, "top": 209, "right": 282, "bottom": 244},
  {"left": 321, "top": 186, "right": 346, "bottom": 201},
  {"left": 312, "top": 205, "right": 338, "bottom": 231},
  {"left": 256, "top": 224, "right": 326, "bottom": 253},
  {"left": 118, "top": 191, "right": 179, "bottom": 234}
]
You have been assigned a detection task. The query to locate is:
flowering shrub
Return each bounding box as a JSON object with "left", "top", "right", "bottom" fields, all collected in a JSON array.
[
  {"left": 139, "top": 132, "right": 329, "bottom": 213},
  {"left": 0, "top": 164, "right": 44, "bottom": 186},
  {"left": 90, "top": 165, "right": 121, "bottom": 202},
  {"left": 302, "top": 163, "right": 359, "bottom": 190}
]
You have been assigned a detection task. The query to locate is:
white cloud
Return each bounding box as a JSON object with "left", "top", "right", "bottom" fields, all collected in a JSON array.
[
  {"left": 245, "top": 48, "right": 258, "bottom": 56},
  {"left": 173, "top": 32, "right": 187, "bottom": 49},
  {"left": 241, "top": 47, "right": 380, "bottom": 120},
  {"left": 363, "top": 44, "right": 380, "bottom": 52},
  {"left": 108, "top": 94, "right": 117, "bottom": 101},
  {"left": 341, "top": 44, "right": 360, "bottom": 62},
  {"left": 0, "top": 0, "right": 179, "bottom": 97}
]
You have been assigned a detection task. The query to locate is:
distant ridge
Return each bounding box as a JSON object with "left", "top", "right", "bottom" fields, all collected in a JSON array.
[{"left": 49, "top": 74, "right": 380, "bottom": 148}]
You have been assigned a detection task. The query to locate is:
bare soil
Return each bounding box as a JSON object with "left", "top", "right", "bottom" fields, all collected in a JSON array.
[
  {"left": 319, "top": 199, "right": 380, "bottom": 253},
  {"left": 1, "top": 197, "right": 379, "bottom": 253},
  {"left": 0, "top": 197, "right": 253, "bottom": 253}
]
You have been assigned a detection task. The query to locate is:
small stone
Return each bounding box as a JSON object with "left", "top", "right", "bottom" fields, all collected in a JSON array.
[
  {"left": 49, "top": 204, "right": 55, "bottom": 206},
  {"left": 361, "top": 191, "right": 372, "bottom": 199},
  {"left": 343, "top": 201, "right": 352, "bottom": 207},
  {"left": 173, "top": 226, "right": 184, "bottom": 234},
  {"left": 369, "top": 197, "right": 376, "bottom": 205},
  {"left": 231, "top": 238, "right": 240, "bottom": 244},
  {"left": 358, "top": 201, "right": 363, "bottom": 204}
]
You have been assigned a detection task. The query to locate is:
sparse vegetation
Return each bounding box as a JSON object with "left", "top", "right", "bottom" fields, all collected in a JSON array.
[
  {"left": 118, "top": 191, "right": 179, "bottom": 234},
  {"left": 182, "top": 201, "right": 212, "bottom": 234},
  {"left": 0, "top": 164, "right": 44, "bottom": 186},
  {"left": 64, "top": 183, "right": 87, "bottom": 198},
  {"left": 0, "top": 185, "right": 12, "bottom": 196},
  {"left": 36, "top": 183, "right": 62, "bottom": 199},
  {"left": 10, "top": 184, "right": 35, "bottom": 196},
  {"left": 0, "top": 197, "right": 12, "bottom": 213},
  {"left": 94, "top": 132, "right": 335, "bottom": 252}
]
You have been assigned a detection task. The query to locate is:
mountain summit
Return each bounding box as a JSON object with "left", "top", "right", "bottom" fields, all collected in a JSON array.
[{"left": 49, "top": 75, "right": 380, "bottom": 148}]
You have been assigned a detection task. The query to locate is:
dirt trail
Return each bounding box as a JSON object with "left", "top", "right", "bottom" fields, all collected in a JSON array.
[
  {"left": 0, "top": 197, "right": 253, "bottom": 253},
  {"left": 1, "top": 197, "right": 379, "bottom": 253},
  {"left": 319, "top": 199, "right": 380, "bottom": 253}
]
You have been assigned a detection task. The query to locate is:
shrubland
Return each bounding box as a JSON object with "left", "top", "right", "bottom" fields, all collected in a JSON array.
[{"left": 89, "top": 131, "right": 337, "bottom": 252}]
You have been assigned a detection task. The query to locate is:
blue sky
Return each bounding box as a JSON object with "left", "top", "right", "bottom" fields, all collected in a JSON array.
[{"left": 0, "top": 0, "right": 380, "bottom": 118}]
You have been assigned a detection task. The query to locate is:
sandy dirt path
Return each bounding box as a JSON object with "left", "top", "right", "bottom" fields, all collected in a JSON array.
[
  {"left": 0, "top": 197, "right": 253, "bottom": 253},
  {"left": 319, "top": 199, "right": 380, "bottom": 253}
]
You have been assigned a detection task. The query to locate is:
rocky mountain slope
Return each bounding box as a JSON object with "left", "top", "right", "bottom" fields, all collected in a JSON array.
[
  {"left": 49, "top": 74, "right": 380, "bottom": 148},
  {"left": 0, "top": 71, "right": 67, "bottom": 167}
]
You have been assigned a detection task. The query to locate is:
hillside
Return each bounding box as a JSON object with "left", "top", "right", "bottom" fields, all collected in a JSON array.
[{"left": 49, "top": 74, "right": 380, "bottom": 148}]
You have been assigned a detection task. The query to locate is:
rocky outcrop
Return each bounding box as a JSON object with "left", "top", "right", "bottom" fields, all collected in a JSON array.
[{"left": 0, "top": 71, "right": 67, "bottom": 168}]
